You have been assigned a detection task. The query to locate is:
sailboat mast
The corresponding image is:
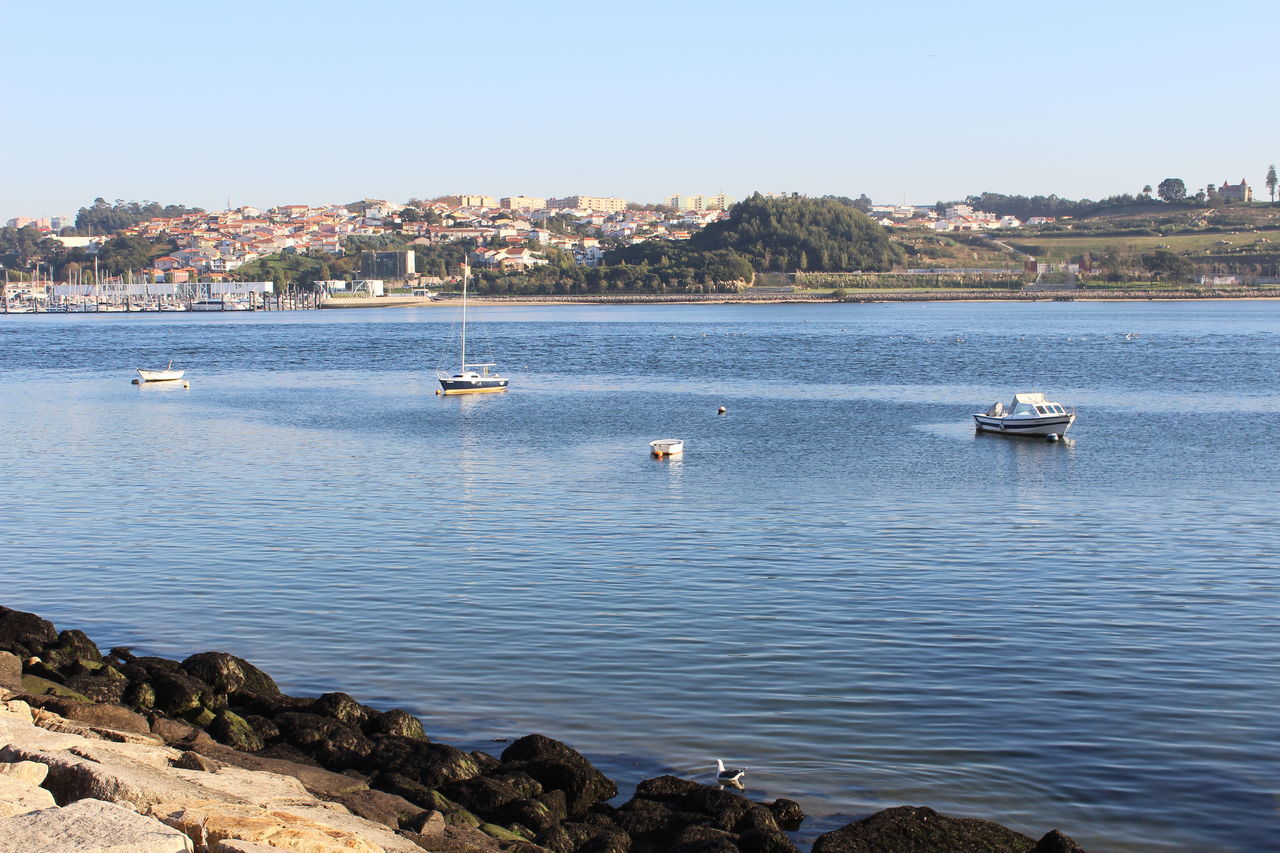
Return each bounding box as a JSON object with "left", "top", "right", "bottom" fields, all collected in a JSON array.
[{"left": 460, "top": 259, "right": 468, "bottom": 369}]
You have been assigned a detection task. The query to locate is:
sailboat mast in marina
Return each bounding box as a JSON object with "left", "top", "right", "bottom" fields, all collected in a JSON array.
[{"left": 437, "top": 259, "right": 509, "bottom": 395}]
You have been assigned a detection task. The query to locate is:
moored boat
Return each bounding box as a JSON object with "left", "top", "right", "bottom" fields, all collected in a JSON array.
[
  {"left": 136, "top": 360, "right": 186, "bottom": 383},
  {"left": 437, "top": 261, "right": 508, "bottom": 395},
  {"left": 649, "top": 439, "right": 685, "bottom": 457},
  {"left": 973, "top": 392, "right": 1075, "bottom": 436},
  {"left": 189, "top": 297, "right": 250, "bottom": 311}
]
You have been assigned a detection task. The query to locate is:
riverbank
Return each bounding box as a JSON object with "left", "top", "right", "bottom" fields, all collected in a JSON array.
[
  {"left": 320, "top": 288, "right": 1280, "bottom": 309},
  {"left": 0, "top": 605, "right": 1090, "bottom": 853}
]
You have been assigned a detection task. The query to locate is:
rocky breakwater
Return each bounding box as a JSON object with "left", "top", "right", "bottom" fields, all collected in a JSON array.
[{"left": 0, "top": 604, "right": 1090, "bottom": 852}]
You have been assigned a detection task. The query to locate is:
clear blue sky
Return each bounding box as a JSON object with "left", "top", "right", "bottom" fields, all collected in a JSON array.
[{"left": 4, "top": 0, "right": 1277, "bottom": 220}]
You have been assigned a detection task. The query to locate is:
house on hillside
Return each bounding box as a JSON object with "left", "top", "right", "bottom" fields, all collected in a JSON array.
[{"left": 1213, "top": 179, "right": 1252, "bottom": 203}]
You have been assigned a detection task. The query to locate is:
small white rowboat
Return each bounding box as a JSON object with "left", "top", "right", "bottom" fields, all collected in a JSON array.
[
  {"left": 136, "top": 361, "right": 186, "bottom": 383},
  {"left": 649, "top": 439, "right": 685, "bottom": 457}
]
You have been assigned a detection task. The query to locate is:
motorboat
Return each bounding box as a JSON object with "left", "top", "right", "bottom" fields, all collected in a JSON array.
[
  {"left": 973, "top": 393, "right": 1075, "bottom": 436},
  {"left": 136, "top": 360, "right": 186, "bottom": 383},
  {"left": 649, "top": 439, "right": 685, "bottom": 457}
]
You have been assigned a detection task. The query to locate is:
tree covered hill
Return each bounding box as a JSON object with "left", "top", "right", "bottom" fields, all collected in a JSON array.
[
  {"left": 607, "top": 194, "right": 904, "bottom": 274},
  {"left": 691, "top": 193, "right": 904, "bottom": 271}
]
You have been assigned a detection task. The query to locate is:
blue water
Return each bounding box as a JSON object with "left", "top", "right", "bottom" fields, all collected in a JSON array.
[{"left": 1, "top": 301, "right": 1278, "bottom": 851}]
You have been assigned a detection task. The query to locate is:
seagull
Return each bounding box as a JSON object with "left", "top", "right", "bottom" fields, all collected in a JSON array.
[{"left": 716, "top": 759, "right": 746, "bottom": 785}]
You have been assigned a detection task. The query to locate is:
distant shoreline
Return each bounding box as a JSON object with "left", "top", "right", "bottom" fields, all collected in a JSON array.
[{"left": 321, "top": 289, "right": 1280, "bottom": 309}]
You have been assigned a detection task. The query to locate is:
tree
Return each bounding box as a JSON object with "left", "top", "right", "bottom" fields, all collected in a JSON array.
[
  {"left": 1142, "top": 184, "right": 1153, "bottom": 197},
  {"left": 1157, "top": 178, "right": 1187, "bottom": 203},
  {"left": 1267, "top": 164, "right": 1277, "bottom": 203},
  {"left": 1141, "top": 249, "right": 1196, "bottom": 281},
  {"left": 94, "top": 236, "right": 159, "bottom": 274}
]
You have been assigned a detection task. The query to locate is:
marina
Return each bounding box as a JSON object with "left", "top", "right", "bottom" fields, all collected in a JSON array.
[
  {"left": 2, "top": 279, "right": 321, "bottom": 313},
  {"left": 1, "top": 301, "right": 1278, "bottom": 852}
]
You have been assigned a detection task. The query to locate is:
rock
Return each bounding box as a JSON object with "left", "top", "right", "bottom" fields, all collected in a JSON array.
[
  {"left": 179, "top": 652, "right": 280, "bottom": 702},
  {"left": 766, "top": 798, "right": 804, "bottom": 831},
  {"left": 210, "top": 842, "right": 289, "bottom": 853},
  {"left": 669, "top": 824, "right": 741, "bottom": 852},
  {"left": 190, "top": 741, "right": 369, "bottom": 799},
  {"left": 149, "top": 670, "right": 223, "bottom": 718},
  {"left": 470, "top": 749, "right": 502, "bottom": 773},
  {"left": 811, "top": 805, "right": 1036, "bottom": 853},
  {"left": 122, "top": 656, "right": 182, "bottom": 679},
  {"left": 366, "top": 708, "right": 427, "bottom": 741},
  {"left": 1030, "top": 829, "right": 1090, "bottom": 853},
  {"left": 404, "top": 808, "right": 446, "bottom": 838},
  {"left": 735, "top": 807, "right": 798, "bottom": 853},
  {"left": 29, "top": 697, "right": 151, "bottom": 735},
  {"left": 614, "top": 797, "right": 695, "bottom": 848},
  {"left": 23, "top": 658, "right": 67, "bottom": 683},
  {"left": 500, "top": 734, "right": 617, "bottom": 818},
  {"left": 20, "top": 674, "right": 91, "bottom": 702},
  {"left": 41, "top": 629, "right": 104, "bottom": 669},
  {"left": 123, "top": 681, "right": 157, "bottom": 711},
  {"left": 0, "top": 772, "right": 58, "bottom": 818},
  {"left": 0, "top": 759, "right": 49, "bottom": 785},
  {"left": 634, "top": 774, "right": 702, "bottom": 801},
  {"left": 154, "top": 799, "right": 422, "bottom": 853},
  {"left": 255, "top": 742, "right": 323, "bottom": 767},
  {"left": 367, "top": 735, "right": 481, "bottom": 789},
  {"left": 535, "top": 821, "right": 632, "bottom": 853},
  {"left": 440, "top": 775, "right": 523, "bottom": 816},
  {"left": 679, "top": 784, "right": 751, "bottom": 832},
  {"left": 738, "top": 828, "right": 799, "bottom": 853},
  {"left": 149, "top": 717, "right": 216, "bottom": 750},
  {"left": 242, "top": 714, "right": 280, "bottom": 742},
  {"left": 0, "top": 652, "right": 21, "bottom": 692},
  {"left": 534, "top": 788, "right": 568, "bottom": 824},
  {"left": 207, "top": 710, "right": 265, "bottom": 753},
  {"left": 171, "top": 751, "right": 220, "bottom": 772},
  {"left": 326, "top": 787, "right": 425, "bottom": 830},
  {"left": 507, "top": 795, "right": 561, "bottom": 833},
  {"left": 309, "top": 692, "right": 375, "bottom": 729},
  {"left": 0, "top": 797, "right": 194, "bottom": 853},
  {"left": 479, "top": 821, "right": 528, "bottom": 842},
  {"left": 63, "top": 664, "right": 129, "bottom": 704},
  {"left": 182, "top": 707, "right": 216, "bottom": 728},
  {"left": 372, "top": 771, "right": 453, "bottom": 811},
  {"left": 0, "top": 606, "right": 57, "bottom": 659},
  {"left": 735, "top": 805, "right": 780, "bottom": 835},
  {"left": 273, "top": 711, "right": 373, "bottom": 770}
]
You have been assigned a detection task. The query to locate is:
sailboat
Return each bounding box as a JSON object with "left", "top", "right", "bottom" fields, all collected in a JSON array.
[{"left": 437, "top": 260, "right": 508, "bottom": 395}]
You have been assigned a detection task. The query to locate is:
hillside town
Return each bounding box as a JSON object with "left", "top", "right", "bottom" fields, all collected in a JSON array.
[
  {"left": 4, "top": 173, "right": 1279, "bottom": 311},
  {"left": 3, "top": 194, "right": 735, "bottom": 288}
]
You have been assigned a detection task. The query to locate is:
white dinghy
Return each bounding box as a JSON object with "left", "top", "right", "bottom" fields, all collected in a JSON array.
[{"left": 136, "top": 361, "right": 186, "bottom": 383}]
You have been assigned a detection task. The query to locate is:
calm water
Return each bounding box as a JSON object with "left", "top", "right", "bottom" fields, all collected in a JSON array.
[{"left": 2, "top": 302, "right": 1278, "bottom": 851}]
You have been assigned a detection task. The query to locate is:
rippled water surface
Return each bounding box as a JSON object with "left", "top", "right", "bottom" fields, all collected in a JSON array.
[{"left": 2, "top": 301, "right": 1278, "bottom": 851}]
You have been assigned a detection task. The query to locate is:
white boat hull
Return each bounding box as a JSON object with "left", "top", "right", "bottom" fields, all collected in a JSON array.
[
  {"left": 650, "top": 439, "right": 685, "bottom": 456},
  {"left": 137, "top": 368, "right": 186, "bottom": 382},
  {"left": 973, "top": 412, "right": 1075, "bottom": 436}
]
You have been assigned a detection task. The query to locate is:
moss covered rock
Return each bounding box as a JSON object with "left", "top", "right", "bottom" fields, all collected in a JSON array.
[
  {"left": 208, "top": 709, "right": 266, "bottom": 753},
  {"left": 20, "top": 674, "right": 90, "bottom": 702}
]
